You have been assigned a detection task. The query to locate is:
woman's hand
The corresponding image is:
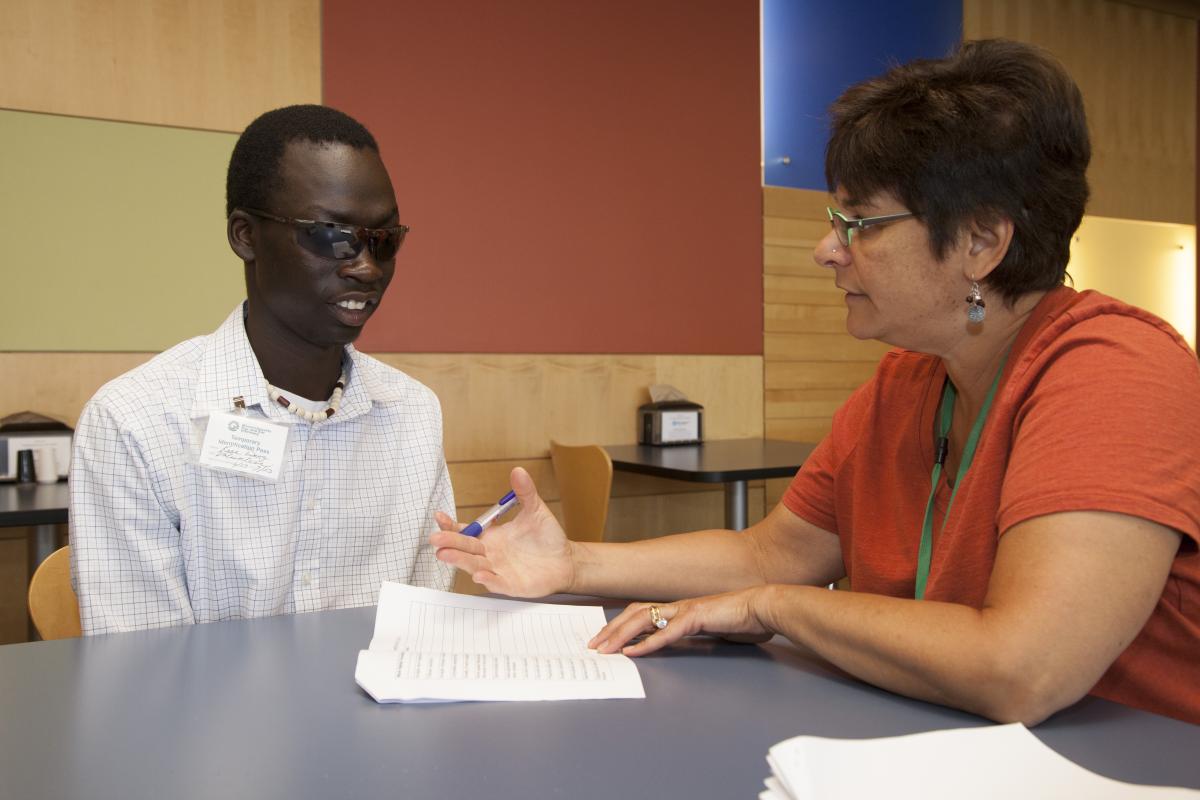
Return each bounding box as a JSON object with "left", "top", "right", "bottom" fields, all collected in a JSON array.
[
  {"left": 431, "top": 467, "right": 576, "bottom": 598},
  {"left": 589, "top": 586, "right": 777, "bottom": 656}
]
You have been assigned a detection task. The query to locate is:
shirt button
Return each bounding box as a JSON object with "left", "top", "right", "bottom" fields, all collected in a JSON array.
[{"left": 302, "top": 572, "right": 313, "bottom": 586}]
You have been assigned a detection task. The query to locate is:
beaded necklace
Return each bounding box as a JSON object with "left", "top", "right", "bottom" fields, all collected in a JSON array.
[{"left": 266, "top": 371, "right": 347, "bottom": 423}]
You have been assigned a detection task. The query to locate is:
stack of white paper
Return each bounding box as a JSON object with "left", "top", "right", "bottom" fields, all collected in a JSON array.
[
  {"left": 760, "top": 724, "right": 1199, "bottom": 799},
  {"left": 355, "top": 582, "right": 646, "bottom": 703}
]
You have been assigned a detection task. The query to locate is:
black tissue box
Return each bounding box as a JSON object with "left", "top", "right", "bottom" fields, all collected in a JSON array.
[{"left": 637, "top": 401, "right": 704, "bottom": 446}]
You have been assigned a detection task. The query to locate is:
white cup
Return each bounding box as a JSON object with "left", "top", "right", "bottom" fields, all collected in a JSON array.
[{"left": 32, "top": 448, "right": 59, "bottom": 484}]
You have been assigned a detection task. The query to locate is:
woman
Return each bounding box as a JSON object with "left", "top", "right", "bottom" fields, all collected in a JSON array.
[{"left": 432, "top": 39, "right": 1200, "bottom": 725}]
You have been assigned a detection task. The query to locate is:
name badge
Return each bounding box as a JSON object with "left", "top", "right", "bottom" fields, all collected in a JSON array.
[{"left": 199, "top": 412, "right": 290, "bottom": 481}]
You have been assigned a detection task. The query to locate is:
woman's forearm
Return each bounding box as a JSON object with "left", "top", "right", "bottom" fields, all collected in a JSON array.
[
  {"left": 570, "top": 528, "right": 766, "bottom": 600},
  {"left": 569, "top": 504, "right": 847, "bottom": 600},
  {"left": 750, "top": 513, "right": 1179, "bottom": 724},
  {"left": 753, "top": 584, "right": 1075, "bottom": 724}
]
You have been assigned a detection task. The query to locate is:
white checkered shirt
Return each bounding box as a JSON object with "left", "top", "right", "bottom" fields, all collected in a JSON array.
[{"left": 70, "top": 304, "right": 455, "bottom": 635}]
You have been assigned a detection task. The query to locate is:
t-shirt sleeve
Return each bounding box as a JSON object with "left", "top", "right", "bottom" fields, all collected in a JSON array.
[
  {"left": 999, "top": 314, "right": 1200, "bottom": 553},
  {"left": 781, "top": 374, "right": 879, "bottom": 535}
]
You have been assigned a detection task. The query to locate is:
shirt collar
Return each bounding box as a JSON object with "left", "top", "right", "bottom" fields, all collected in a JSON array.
[{"left": 189, "top": 303, "right": 395, "bottom": 424}]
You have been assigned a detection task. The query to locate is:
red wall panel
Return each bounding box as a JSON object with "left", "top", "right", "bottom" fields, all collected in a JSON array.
[{"left": 323, "top": 0, "right": 762, "bottom": 354}]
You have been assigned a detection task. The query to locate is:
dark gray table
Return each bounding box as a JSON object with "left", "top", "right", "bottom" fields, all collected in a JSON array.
[
  {"left": 605, "top": 438, "right": 816, "bottom": 530},
  {"left": 0, "top": 481, "right": 69, "bottom": 567},
  {"left": 1, "top": 605, "right": 1195, "bottom": 800}
]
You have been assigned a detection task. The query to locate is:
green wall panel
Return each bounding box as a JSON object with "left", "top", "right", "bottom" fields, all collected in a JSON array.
[{"left": 0, "top": 110, "right": 244, "bottom": 351}]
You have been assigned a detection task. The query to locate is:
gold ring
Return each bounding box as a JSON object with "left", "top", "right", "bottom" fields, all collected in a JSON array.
[{"left": 648, "top": 605, "right": 668, "bottom": 630}]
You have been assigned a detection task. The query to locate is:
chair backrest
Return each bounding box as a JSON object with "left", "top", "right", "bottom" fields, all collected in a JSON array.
[
  {"left": 28, "top": 545, "right": 82, "bottom": 640},
  {"left": 549, "top": 441, "right": 613, "bottom": 543}
]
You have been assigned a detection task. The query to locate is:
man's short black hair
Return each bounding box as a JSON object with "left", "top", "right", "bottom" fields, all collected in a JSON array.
[
  {"left": 825, "top": 39, "right": 1091, "bottom": 305},
  {"left": 226, "top": 104, "right": 380, "bottom": 217}
]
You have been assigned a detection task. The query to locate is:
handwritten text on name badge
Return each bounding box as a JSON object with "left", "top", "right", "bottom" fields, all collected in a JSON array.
[{"left": 199, "top": 412, "right": 289, "bottom": 481}]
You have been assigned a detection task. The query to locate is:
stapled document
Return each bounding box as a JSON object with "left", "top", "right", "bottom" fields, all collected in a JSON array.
[{"left": 355, "top": 583, "right": 646, "bottom": 703}]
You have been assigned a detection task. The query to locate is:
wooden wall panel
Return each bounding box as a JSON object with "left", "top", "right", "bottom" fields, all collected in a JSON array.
[
  {"left": 2, "top": 352, "right": 761, "bottom": 456},
  {"left": 0, "top": 353, "right": 156, "bottom": 427},
  {"left": 0, "top": 0, "right": 321, "bottom": 132},
  {"left": 2, "top": 352, "right": 764, "bottom": 567},
  {"left": 455, "top": 487, "right": 764, "bottom": 548},
  {"left": 762, "top": 186, "right": 885, "bottom": 454},
  {"left": 964, "top": 0, "right": 1197, "bottom": 224},
  {"left": 380, "top": 354, "right": 763, "bottom": 462}
]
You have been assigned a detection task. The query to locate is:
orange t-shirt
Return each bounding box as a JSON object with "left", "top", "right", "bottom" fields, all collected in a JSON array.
[{"left": 783, "top": 287, "right": 1200, "bottom": 724}]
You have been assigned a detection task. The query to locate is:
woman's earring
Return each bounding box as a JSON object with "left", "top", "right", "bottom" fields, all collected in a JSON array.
[{"left": 966, "top": 280, "right": 986, "bottom": 323}]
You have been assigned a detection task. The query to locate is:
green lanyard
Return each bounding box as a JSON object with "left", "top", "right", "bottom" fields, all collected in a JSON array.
[{"left": 914, "top": 356, "right": 1008, "bottom": 599}]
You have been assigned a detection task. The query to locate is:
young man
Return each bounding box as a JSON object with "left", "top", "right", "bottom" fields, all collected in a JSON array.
[{"left": 71, "top": 105, "right": 454, "bottom": 634}]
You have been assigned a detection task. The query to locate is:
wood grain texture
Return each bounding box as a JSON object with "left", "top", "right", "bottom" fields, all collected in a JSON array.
[
  {"left": 6, "top": 350, "right": 765, "bottom": 610},
  {"left": 765, "top": 478, "right": 791, "bottom": 511},
  {"left": 4, "top": 350, "right": 765, "bottom": 592},
  {"left": 766, "top": 418, "right": 835, "bottom": 444},
  {"left": 764, "top": 361, "right": 880, "bottom": 391},
  {"left": 603, "top": 487, "right": 766, "bottom": 543},
  {"left": 379, "top": 353, "right": 763, "bottom": 462},
  {"left": 0, "top": 353, "right": 156, "bottom": 427},
  {"left": 964, "top": 0, "right": 1197, "bottom": 224},
  {"left": 1112, "top": 0, "right": 1200, "bottom": 19},
  {"left": 3, "top": 352, "right": 761, "bottom": 459},
  {"left": 455, "top": 485, "right": 761, "bottom": 545},
  {"left": 0, "top": 0, "right": 321, "bottom": 132},
  {"left": 762, "top": 187, "right": 883, "bottom": 452},
  {"left": 450, "top": 457, "right": 744, "bottom": 509},
  {"left": 764, "top": 186, "right": 831, "bottom": 219}
]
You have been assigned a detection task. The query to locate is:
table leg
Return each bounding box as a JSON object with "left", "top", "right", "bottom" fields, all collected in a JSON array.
[
  {"left": 724, "top": 480, "right": 748, "bottom": 531},
  {"left": 27, "top": 524, "right": 62, "bottom": 641},
  {"left": 32, "top": 525, "right": 59, "bottom": 569}
]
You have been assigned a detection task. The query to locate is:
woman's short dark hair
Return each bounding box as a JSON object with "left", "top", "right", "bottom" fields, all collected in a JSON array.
[
  {"left": 226, "top": 104, "right": 379, "bottom": 218},
  {"left": 825, "top": 39, "right": 1090, "bottom": 304}
]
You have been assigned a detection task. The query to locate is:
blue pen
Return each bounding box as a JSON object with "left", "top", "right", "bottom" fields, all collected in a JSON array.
[{"left": 460, "top": 490, "right": 518, "bottom": 537}]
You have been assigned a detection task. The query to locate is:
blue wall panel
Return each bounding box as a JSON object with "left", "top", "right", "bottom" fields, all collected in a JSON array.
[{"left": 763, "top": 0, "right": 962, "bottom": 191}]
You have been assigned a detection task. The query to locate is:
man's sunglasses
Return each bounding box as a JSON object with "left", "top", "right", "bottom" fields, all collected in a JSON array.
[{"left": 241, "top": 207, "right": 409, "bottom": 262}]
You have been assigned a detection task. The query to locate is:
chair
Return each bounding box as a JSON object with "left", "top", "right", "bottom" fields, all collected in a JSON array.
[
  {"left": 549, "top": 441, "right": 613, "bottom": 543},
  {"left": 28, "top": 545, "right": 82, "bottom": 640}
]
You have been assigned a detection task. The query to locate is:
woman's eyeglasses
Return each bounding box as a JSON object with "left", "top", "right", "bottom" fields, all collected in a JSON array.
[
  {"left": 241, "top": 207, "right": 409, "bottom": 262},
  {"left": 827, "top": 207, "right": 915, "bottom": 248}
]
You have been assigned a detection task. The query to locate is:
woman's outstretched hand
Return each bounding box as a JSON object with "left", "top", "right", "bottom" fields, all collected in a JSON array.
[{"left": 431, "top": 467, "right": 576, "bottom": 598}]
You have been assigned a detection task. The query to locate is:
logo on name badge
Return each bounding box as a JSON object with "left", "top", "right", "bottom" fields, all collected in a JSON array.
[{"left": 228, "top": 421, "right": 240, "bottom": 432}]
